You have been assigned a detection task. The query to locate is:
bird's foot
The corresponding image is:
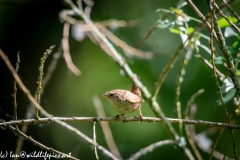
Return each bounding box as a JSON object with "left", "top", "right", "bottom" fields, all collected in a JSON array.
[{"left": 138, "top": 114, "right": 143, "bottom": 122}]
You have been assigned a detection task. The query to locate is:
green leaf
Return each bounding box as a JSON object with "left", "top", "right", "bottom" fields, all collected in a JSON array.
[
  {"left": 156, "top": 19, "right": 175, "bottom": 28},
  {"left": 156, "top": 8, "right": 172, "bottom": 13},
  {"left": 177, "top": 0, "right": 187, "bottom": 9},
  {"left": 232, "top": 39, "right": 240, "bottom": 49},
  {"left": 220, "top": 78, "right": 234, "bottom": 94},
  {"left": 216, "top": 88, "right": 236, "bottom": 106},
  {"left": 170, "top": 7, "right": 182, "bottom": 14},
  {"left": 187, "top": 27, "right": 195, "bottom": 34},
  {"left": 224, "top": 27, "right": 238, "bottom": 37},
  {"left": 227, "top": 46, "right": 239, "bottom": 55},
  {"left": 218, "top": 17, "right": 238, "bottom": 28},
  {"left": 169, "top": 28, "right": 180, "bottom": 34},
  {"left": 236, "top": 69, "right": 240, "bottom": 76},
  {"left": 234, "top": 58, "right": 240, "bottom": 63},
  {"left": 213, "top": 56, "right": 224, "bottom": 64},
  {"left": 235, "top": 108, "right": 240, "bottom": 115},
  {"left": 195, "top": 46, "right": 199, "bottom": 53}
]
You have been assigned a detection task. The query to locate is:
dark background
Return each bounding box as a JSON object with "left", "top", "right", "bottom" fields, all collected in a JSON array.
[{"left": 0, "top": 0, "right": 239, "bottom": 159}]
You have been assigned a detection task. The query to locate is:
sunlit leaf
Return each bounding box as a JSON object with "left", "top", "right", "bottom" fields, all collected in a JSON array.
[
  {"left": 187, "top": 27, "right": 195, "bottom": 34},
  {"left": 236, "top": 69, "right": 240, "bottom": 76},
  {"left": 232, "top": 39, "right": 240, "bottom": 49},
  {"left": 170, "top": 28, "right": 180, "bottom": 34},
  {"left": 218, "top": 17, "right": 237, "bottom": 28},
  {"left": 235, "top": 108, "right": 240, "bottom": 115},
  {"left": 171, "top": 7, "right": 183, "bottom": 16}
]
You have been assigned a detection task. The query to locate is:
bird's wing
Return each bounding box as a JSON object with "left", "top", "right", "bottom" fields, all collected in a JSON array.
[{"left": 124, "top": 91, "right": 143, "bottom": 103}]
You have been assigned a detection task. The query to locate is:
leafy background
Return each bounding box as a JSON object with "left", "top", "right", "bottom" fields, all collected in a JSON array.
[{"left": 0, "top": 0, "right": 239, "bottom": 159}]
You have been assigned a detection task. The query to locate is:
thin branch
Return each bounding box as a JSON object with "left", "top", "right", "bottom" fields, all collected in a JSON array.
[
  {"left": 62, "top": 22, "right": 81, "bottom": 76},
  {"left": 209, "top": 112, "right": 235, "bottom": 160},
  {"left": 195, "top": 131, "right": 234, "bottom": 160},
  {"left": 176, "top": 47, "right": 194, "bottom": 136},
  {"left": 208, "top": 127, "right": 225, "bottom": 160},
  {"left": 184, "top": 91, "right": 233, "bottom": 160},
  {"left": 185, "top": 89, "right": 204, "bottom": 160},
  {"left": 184, "top": 0, "right": 219, "bottom": 44},
  {"left": 222, "top": 0, "right": 240, "bottom": 21},
  {"left": 213, "top": 2, "right": 240, "bottom": 34},
  {"left": 35, "top": 45, "right": 55, "bottom": 119},
  {"left": 135, "top": 2, "right": 174, "bottom": 49},
  {"left": 152, "top": 39, "right": 185, "bottom": 100},
  {"left": 1, "top": 117, "right": 240, "bottom": 129},
  {"left": 13, "top": 51, "right": 20, "bottom": 127},
  {"left": 93, "top": 96, "right": 123, "bottom": 160},
  {"left": 0, "top": 49, "right": 118, "bottom": 160},
  {"left": 0, "top": 49, "right": 53, "bottom": 118},
  {"left": 127, "top": 140, "right": 175, "bottom": 160},
  {"left": 60, "top": 10, "right": 151, "bottom": 59},
  {"left": 193, "top": 50, "right": 225, "bottom": 78},
  {"left": 42, "top": 46, "right": 62, "bottom": 88},
  {"left": 135, "top": 25, "right": 157, "bottom": 49},
  {"left": 97, "top": 24, "right": 153, "bottom": 59},
  {"left": 93, "top": 121, "right": 99, "bottom": 160}
]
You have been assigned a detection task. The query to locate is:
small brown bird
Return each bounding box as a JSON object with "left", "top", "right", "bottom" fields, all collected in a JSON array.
[{"left": 102, "top": 89, "right": 144, "bottom": 120}]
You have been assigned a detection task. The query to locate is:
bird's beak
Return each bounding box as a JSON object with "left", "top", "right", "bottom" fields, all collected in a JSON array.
[{"left": 99, "top": 93, "right": 108, "bottom": 98}]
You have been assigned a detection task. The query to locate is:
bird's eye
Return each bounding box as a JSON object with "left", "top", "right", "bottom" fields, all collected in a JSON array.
[{"left": 109, "top": 93, "right": 114, "bottom": 97}]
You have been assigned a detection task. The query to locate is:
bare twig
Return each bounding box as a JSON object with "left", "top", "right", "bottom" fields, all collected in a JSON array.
[
  {"left": 176, "top": 47, "right": 194, "bottom": 136},
  {"left": 184, "top": 0, "right": 219, "bottom": 44},
  {"left": 62, "top": 22, "right": 81, "bottom": 76},
  {"left": 97, "top": 24, "right": 153, "bottom": 59},
  {"left": 152, "top": 40, "right": 185, "bottom": 100},
  {"left": 13, "top": 52, "right": 20, "bottom": 126},
  {"left": 135, "top": 25, "right": 157, "bottom": 49},
  {"left": 93, "top": 121, "right": 99, "bottom": 160},
  {"left": 93, "top": 96, "right": 122, "bottom": 160},
  {"left": 1, "top": 117, "right": 240, "bottom": 129},
  {"left": 184, "top": 89, "right": 233, "bottom": 160},
  {"left": 35, "top": 45, "right": 55, "bottom": 119},
  {"left": 222, "top": 0, "right": 240, "bottom": 21},
  {"left": 213, "top": 2, "right": 240, "bottom": 34},
  {"left": 185, "top": 89, "right": 204, "bottom": 160},
  {"left": 61, "top": 12, "right": 152, "bottom": 59},
  {"left": 193, "top": 50, "right": 225, "bottom": 78},
  {"left": 208, "top": 114, "right": 235, "bottom": 160},
  {"left": 127, "top": 140, "right": 175, "bottom": 160}
]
